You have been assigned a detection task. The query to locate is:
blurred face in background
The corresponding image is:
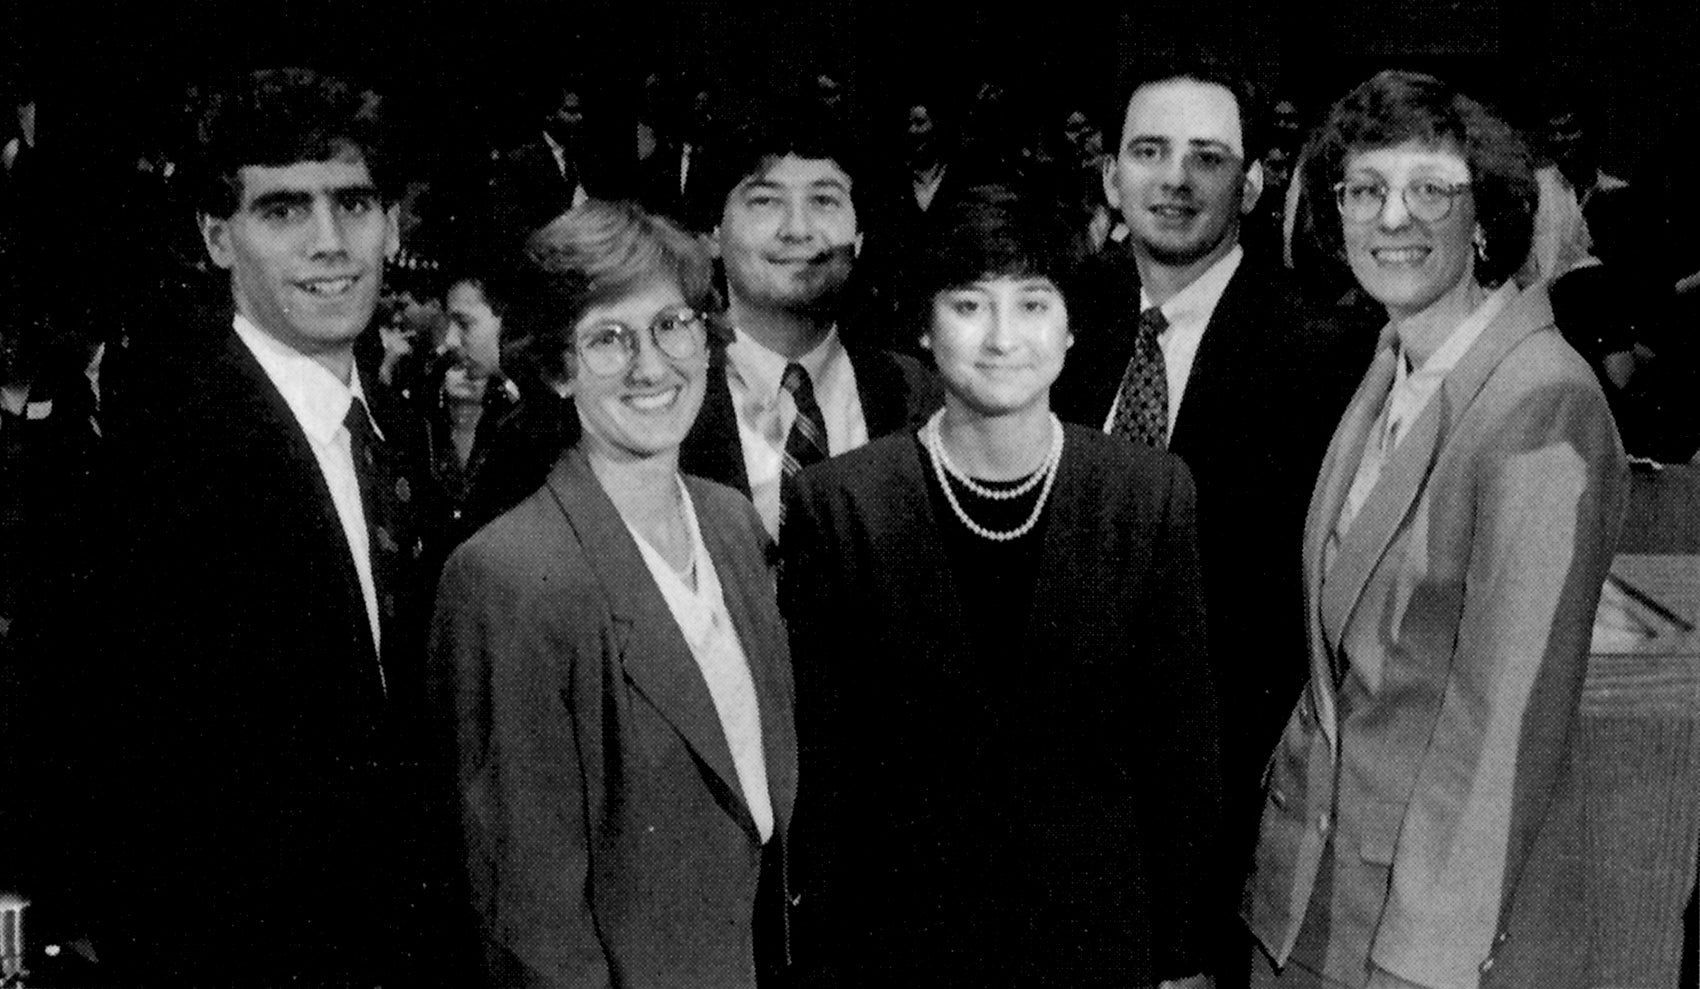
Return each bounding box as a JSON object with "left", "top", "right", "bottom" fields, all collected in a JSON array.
[{"left": 442, "top": 279, "right": 503, "bottom": 402}]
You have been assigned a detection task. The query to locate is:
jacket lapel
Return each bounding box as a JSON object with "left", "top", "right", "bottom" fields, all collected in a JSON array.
[
  {"left": 1317, "top": 287, "right": 1557, "bottom": 681},
  {"left": 680, "top": 348, "right": 751, "bottom": 495},
  {"left": 848, "top": 345, "right": 905, "bottom": 437},
  {"left": 217, "top": 330, "right": 381, "bottom": 672},
  {"left": 693, "top": 480, "right": 799, "bottom": 835},
  {"left": 543, "top": 450, "right": 751, "bottom": 833}
]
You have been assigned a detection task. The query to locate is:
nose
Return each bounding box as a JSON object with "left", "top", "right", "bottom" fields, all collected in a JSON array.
[
  {"left": 442, "top": 323, "right": 465, "bottom": 354},
  {"left": 1377, "top": 187, "right": 1414, "bottom": 229},
  {"left": 983, "top": 303, "right": 1015, "bottom": 352},
  {"left": 627, "top": 327, "right": 669, "bottom": 382},
  {"left": 1160, "top": 150, "right": 1191, "bottom": 188},
  {"left": 778, "top": 197, "right": 810, "bottom": 242},
  {"left": 306, "top": 198, "right": 348, "bottom": 257}
]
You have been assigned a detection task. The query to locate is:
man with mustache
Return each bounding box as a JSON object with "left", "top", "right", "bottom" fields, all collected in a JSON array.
[
  {"left": 1053, "top": 55, "right": 1370, "bottom": 977},
  {"left": 79, "top": 68, "right": 457, "bottom": 987},
  {"left": 683, "top": 97, "right": 941, "bottom": 538}
]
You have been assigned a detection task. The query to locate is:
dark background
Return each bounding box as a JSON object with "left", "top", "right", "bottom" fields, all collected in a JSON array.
[{"left": 4, "top": 0, "right": 1698, "bottom": 285}]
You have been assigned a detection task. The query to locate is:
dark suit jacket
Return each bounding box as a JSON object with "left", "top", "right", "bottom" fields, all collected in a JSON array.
[
  {"left": 430, "top": 448, "right": 798, "bottom": 989},
  {"left": 680, "top": 341, "right": 941, "bottom": 496},
  {"left": 781, "top": 426, "right": 1219, "bottom": 986},
  {"left": 1053, "top": 250, "right": 1374, "bottom": 857},
  {"left": 87, "top": 321, "right": 448, "bottom": 987}
]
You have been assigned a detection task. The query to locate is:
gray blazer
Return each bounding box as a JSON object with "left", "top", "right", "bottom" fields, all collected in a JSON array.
[{"left": 430, "top": 447, "right": 798, "bottom": 988}]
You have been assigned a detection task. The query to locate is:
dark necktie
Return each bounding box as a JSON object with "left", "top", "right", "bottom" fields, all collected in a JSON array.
[
  {"left": 1110, "top": 306, "right": 1170, "bottom": 449},
  {"left": 779, "top": 363, "right": 829, "bottom": 524},
  {"left": 344, "top": 397, "right": 412, "bottom": 690}
]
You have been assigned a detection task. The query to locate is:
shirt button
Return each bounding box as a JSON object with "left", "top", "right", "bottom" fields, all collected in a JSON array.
[
  {"left": 395, "top": 478, "right": 411, "bottom": 503},
  {"left": 1316, "top": 812, "right": 1332, "bottom": 834}
]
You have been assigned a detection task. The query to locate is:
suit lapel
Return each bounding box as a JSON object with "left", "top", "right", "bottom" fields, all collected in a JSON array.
[
  {"left": 680, "top": 349, "right": 751, "bottom": 495},
  {"left": 216, "top": 330, "right": 381, "bottom": 671},
  {"left": 543, "top": 450, "right": 753, "bottom": 836},
  {"left": 1169, "top": 264, "right": 1255, "bottom": 456},
  {"left": 693, "top": 482, "right": 799, "bottom": 835},
  {"left": 1317, "top": 287, "right": 1556, "bottom": 672},
  {"left": 1022, "top": 431, "right": 1089, "bottom": 662}
]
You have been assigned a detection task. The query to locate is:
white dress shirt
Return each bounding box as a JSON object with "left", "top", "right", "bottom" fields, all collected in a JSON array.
[
  {"left": 233, "top": 315, "right": 383, "bottom": 653},
  {"left": 626, "top": 478, "right": 774, "bottom": 841},
  {"left": 1104, "top": 244, "right": 1245, "bottom": 442},
  {"left": 725, "top": 326, "right": 868, "bottom": 537}
]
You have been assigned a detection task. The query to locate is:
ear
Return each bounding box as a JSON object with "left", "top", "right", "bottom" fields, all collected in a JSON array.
[
  {"left": 384, "top": 204, "right": 401, "bottom": 261},
  {"left": 1239, "top": 160, "right": 1266, "bottom": 216},
  {"left": 200, "top": 214, "right": 236, "bottom": 271},
  {"left": 918, "top": 332, "right": 932, "bottom": 351},
  {"left": 1101, "top": 157, "right": 1121, "bottom": 211}
]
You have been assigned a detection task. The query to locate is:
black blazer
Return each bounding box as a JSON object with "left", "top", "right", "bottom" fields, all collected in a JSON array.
[
  {"left": 87, "top": 322, "right": 450, "bottom": 986},
  {"left": 780, "top": 425, "right": 1220, "bottom": 986},
  {"left": 681, "top": 340, "right": 942, "bottom": 496},
  {"left": 1053, "top": 251, "right": 1373, "bottom": 846}
]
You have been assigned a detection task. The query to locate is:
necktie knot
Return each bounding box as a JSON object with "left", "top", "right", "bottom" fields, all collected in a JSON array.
[{"left": 1138, "top": 305, "right": 1168, "bottom": 339}]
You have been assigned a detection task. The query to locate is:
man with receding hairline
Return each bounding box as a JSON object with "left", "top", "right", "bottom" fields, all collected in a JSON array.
[{"left": 1055, "top": 56, "right": 1371, "bottom": 974}]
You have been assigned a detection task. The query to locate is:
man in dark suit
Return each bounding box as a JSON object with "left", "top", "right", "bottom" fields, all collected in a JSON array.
[
  {"left": 682, "top": 98, "right": 940, "bottom": 538},
  {"left": 83, "top": 68, "right": 455, "bottom": 987},
  {"left": 1053, "top": 56, "right": 1371, "bottom": 915}
]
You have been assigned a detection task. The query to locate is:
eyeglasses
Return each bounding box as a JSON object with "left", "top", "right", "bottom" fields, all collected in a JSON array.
[
  {"left": 1334, "top": 178, "right": 1471, "bottom": 224},
  {"left": 573, "top": 305, "right": 708, "bottom": 377}
]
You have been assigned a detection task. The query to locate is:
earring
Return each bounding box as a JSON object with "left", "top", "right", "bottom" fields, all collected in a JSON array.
[{"left": 1473, "top": 227, "right": 1489, "bottom": 266}]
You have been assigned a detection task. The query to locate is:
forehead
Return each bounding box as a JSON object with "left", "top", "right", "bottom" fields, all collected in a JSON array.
[
  {"left": 1123, "top": 78, "right": 1244, "bottom": 150},
  {"left": 234, "top": 152, "right": 375, "bottom": 207},
  {"left": 575, "top": 279, "right": 687, "bottom": 330},
  {"left": 952, "top": 275, "right": 1059, "bottom": 293},
  {"left": 446, "top": 281, "right": 489, "bottom": 311},
  {"left": 740, "top": 153, "right": 852, "bottom": 192},
  {"left": 1345, "top": 140, "right": 1470, "bottom": 181}
]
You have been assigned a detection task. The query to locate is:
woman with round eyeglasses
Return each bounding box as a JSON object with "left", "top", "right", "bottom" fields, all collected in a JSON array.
[
  {"left": 429, "top": 199, "right": 796, "bottom": 988},
  {"left": 781, "top": 184, "right": 1219, "bottom": 987},
  {"left": 1244, "top": 71, "right": 1626, "bottom": 989}
]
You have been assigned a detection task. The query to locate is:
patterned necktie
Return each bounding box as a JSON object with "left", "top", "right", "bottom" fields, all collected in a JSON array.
[
  {"left": 344, "top": 397, "right": 412, "bottom": 693},
  {"left": 1110, "top": 306, "right": 1171, "bottom": 449},
  {"left": 779, "top": 363, "right": 829, "bottom": 524}
]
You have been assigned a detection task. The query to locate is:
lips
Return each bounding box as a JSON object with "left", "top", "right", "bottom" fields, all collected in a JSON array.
[
  {"left": 1148, "top": 202, "right": 1199, "bottom": 221},
  {"left": 1370, "top": 247, "right": 1432, "bottom": 266},
  {"left": 294, "top": 274, "right": 361, "bottom": 297},
  {"left": 624, "top": 387, "right": 682, "bottom": 412}
]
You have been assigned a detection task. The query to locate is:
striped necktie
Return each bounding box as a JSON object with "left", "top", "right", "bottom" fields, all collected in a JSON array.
[{"left": 779, "top": 362, "right": 828, "bottom": 524}]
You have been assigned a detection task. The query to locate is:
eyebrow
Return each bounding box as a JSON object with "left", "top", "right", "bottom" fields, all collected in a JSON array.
[{"left": 243, "top": 183, "right": 380, "bottom": 213}]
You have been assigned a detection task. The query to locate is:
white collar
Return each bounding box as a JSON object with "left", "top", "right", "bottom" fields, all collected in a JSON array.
[
  {"left": 725, "top": 323, "right": 846, "bottom": 401},
  {"left": 1395, "top": 282, "right": 1516, "bottom": 386},
  {"left": 232, "top": 313, "right": 380, "bottom": 445},
  {"left": 1139, "top": 243, "right": 1244, "bottom": 328}
]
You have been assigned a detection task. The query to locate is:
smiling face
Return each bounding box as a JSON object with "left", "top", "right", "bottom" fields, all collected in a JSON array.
[
  {"left": 1104, "top": 78, "right": 1262, "bottom": 277},
  {"left": 717, "top": 154, "right": 861, "bottom": 315},
  {"left": 566, "top": 279, "right": 707, "bottom": 466},
  {"left": 1341, "top": 140, "right": 1478, "bottom": 322},
  {"left": 924, "top": 275, "right": 1071, "bottom": 418},
  {"left": 202, "top": 151, "right": 398, "bottom": 375}
]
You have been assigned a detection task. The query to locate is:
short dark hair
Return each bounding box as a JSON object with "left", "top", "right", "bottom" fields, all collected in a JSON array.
[
  {"left": 907, "top": 182, "right": 1082, "bottom": 333},
  {"left": 1300, "top": 69, "right": 1537, "bottom": 288},
  {"left": 190, "top": 67, "right": 393, "bottom": 219},
  {"left": 1106, "top": 53, "right": 1267, "bottom": 165},
  {"left": 691, "top": 93, "right": 863, "bottom": 230},
  {"left": 503, "top": 199, "right": 720, "bottom": 388}
]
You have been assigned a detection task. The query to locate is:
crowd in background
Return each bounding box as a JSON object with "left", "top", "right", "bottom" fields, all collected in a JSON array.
[{"left": 3, "top": 44, "right": 1699, "bottom": 989}]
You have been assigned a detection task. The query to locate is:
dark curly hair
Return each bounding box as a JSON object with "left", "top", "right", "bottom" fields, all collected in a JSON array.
[
  {"left": 190, "top": 67, "right": 392, "bottom": 219},
  {"left": 1300, "top": 69, "right": 1537, "bottom": 289},
  {"left": 502, "top": 199, "right": 722, "bottom": 390}
]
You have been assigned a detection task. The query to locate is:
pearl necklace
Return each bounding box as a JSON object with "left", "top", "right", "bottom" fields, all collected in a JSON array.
[{"left": 922, "top": 410, "right": 1064, "bottom": 542}]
